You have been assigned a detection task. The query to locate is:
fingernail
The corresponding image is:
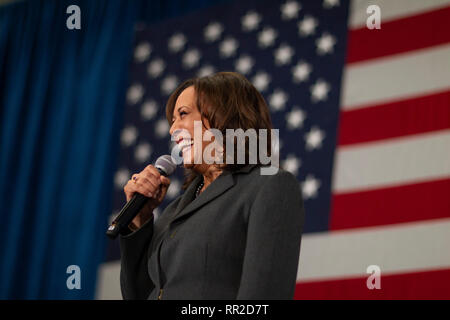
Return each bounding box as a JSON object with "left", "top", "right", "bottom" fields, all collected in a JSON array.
[{"left": 148, "top": 192, "right": 153, "bottom": 197}]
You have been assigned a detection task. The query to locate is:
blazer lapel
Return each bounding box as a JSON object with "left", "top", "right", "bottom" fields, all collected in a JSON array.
[
  {"left": 170, "top": 170, "right": 235, "bottom": 224},
  {"left": 148, "top": 164, "right": 258, "bottom": 260},
  {"left": 169, "top": 164, "right": 258, "bottom": 224},
  {"left": 172, "top": 175, "right": 200, "bottom": 216}
]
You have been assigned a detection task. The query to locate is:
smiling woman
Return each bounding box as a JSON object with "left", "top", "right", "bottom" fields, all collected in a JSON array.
[
  {"left": 120, "top": 71, "right": 305, "bottom": 300},
  {"left": 166, "top": 72, "right": 276, "bottom": 189},
  {"left": 169, "top": 86, "right": 211, "bottom": 172}
]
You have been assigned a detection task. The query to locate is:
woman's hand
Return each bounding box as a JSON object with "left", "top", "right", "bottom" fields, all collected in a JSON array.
[{"left": 123, "top": 165, "right": 171, "bottom": 229}]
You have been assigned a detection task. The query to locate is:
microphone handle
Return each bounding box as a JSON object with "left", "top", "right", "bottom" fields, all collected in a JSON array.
[{"left": 106, "top": 169, "right": 166, "bottom": 239}]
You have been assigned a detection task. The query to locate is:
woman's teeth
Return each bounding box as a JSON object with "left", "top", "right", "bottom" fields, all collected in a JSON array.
[{"left": 180, "top": 140, "right": 194, "bottom": 151}]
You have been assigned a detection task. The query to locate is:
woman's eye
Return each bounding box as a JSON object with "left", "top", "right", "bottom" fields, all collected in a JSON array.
[{"left": 179, "top": 111, "right": 187, "bottom": 117}]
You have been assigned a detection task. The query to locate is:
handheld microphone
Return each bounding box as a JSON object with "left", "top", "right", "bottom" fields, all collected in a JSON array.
[{"left": 106, "top": 155, "right": 177, "bottom": 239}]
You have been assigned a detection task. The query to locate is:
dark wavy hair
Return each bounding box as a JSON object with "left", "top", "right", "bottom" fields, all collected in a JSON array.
[{"left": 166, "top": 72, "right": 274, "bottom": 189}]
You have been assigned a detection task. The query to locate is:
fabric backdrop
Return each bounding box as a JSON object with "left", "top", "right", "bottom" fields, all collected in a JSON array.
[{"left": 0, "top": 0, "right": 228, "bottom": 299}]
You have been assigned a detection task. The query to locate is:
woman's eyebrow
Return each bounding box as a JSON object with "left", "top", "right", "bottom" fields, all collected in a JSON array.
[
  {"left": 178, "top": 105, "right": 191, "bottom": 111},
  {"left": 175, "top": 105, "right": 189, "bottom": 114}
]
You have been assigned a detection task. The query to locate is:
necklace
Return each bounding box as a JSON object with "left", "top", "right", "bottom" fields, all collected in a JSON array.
[{"left": 195, "top": 180, "right": 205, "bottom": 198}]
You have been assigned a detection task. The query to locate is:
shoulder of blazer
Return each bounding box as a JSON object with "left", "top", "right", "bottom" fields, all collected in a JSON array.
[
  {"left": 232, "top": 164, "right": 300, "bottom": 198},
  {"left": 232, "top": 164, "right": 294, "bottom": 183}
]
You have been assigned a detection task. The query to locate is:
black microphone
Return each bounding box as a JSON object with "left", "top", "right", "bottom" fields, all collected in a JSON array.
[{"left": 106, "top": 155, "right": 177, "bottom": 239}]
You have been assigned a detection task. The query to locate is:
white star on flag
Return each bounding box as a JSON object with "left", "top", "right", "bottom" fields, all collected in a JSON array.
[
  {"left": 298, "top": 15, "right": 318, "bottom": 37},
  {"left": 282, "top": 154, "right": 301, "bottom": 176},
  {"left": 286, "top": 107, "right": 306, "bottom": 130},
  {"left": 147, "top": 58, "right": 166, "bottom": 79},
  {"left": 292, "top": 61, "right": 312, "bottom": 83},
  {"left": 197, "top": 65, "right": 216, "bottom": 77},
  {"left": 274, "top": 44, "right": 294, "bottom": 66},
  {"left": 160, "top": 75, "right": 178, "bottom": 95},
  {"left": 316, "top": 32, "right": 337, "bottom": 55},
  {"left": 183, "top": 48, "right": 201, "bottom": 69},
  {"left": 241, "top": 11, "right": 262, "bottom": 32},
  {"left": 258, "top": 27, "right": 278, "bottom": 48},
  {"left": 204, "top": 22, "right": 224, "bottom": 42},
  {"left": 219, "top": 37, "right": 239, "bottom": 58},
  {"left": 168, "top": 33, "right": 187, "bottom": 53},
  {"left": 126, "top": 83, "right": 144, "bottom": 105},
  {"left": 155, "top": 118, "right": 170, "bottom": 138},
  {"left": 269, "top": 89, "right": 288, "bottom": 111},
  {"left": 134, "top": 42, "right": 152, "bottom": 63},
  {"left": 135, "top": 142, "right": 153, "bottom": 163},
  {"left": 280, "top": 1, "right": 301, "bottom": 20},
  {"left": 235, "top": 55, "right": 254, "bottom": 74},
  {"left": 323, "top": 0, "right": 340, "bottom": 9},
  {"left": 310, "top": 79, "right": 330, "bottom": 102},
  {"left": 301, "top": 174, "right": 321, "bottom": 200},
  {"left": 251, "top": 72, "right": 271, "bottom": 92},
  {"left": 141, "top": 100, "right": 158, "bottom": 121},
  {"left": 121, "top": 125, "right": 138, "bottom": 147},
  {"left": 305, "top": 126, "right": 325, "bottom": 150}
]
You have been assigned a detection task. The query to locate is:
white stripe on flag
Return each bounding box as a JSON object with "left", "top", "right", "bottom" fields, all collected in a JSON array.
[
  {"left": 332, "top": 130, "right": 450, "bottom": 193},
  {"left": 297, "top": 218, "right": 450, "bottom": 282},
  {"left": 341, "top": 44, "right": 450, "bottom": 110},
  {"left": 349, "top": 0, "right": 450, "bottom": 29},
  {"left": 95, "top": 261, "right": 122, "bottom": 300}
]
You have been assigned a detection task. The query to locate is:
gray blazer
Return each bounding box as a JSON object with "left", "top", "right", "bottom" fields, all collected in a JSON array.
[{"left": 119, "top": 164, "right": 305, "bottom": 300}]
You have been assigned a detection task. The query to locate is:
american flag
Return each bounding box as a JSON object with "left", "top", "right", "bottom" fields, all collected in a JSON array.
[{"left": 98, "top": 0, "right": 450, "bottom": 299}]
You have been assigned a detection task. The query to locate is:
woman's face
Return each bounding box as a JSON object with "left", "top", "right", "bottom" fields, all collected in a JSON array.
[{"left": 169, "top": 86, "right": 210, "bottom": 168}]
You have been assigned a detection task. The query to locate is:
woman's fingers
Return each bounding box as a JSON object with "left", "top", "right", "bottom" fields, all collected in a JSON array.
[
  {"left": 138, "top": 175, "right": 160, "bottom": 191},
  {"left": 124, "top": 164, "right": 171, "bottom": 229},
  {"left": 144, "top": 164, "right": 161, "bottom": 178},
  {"left": 134, "top": 179, "right": 157, "bottom": 197},
  {"left": 124, "top": 180, "right": 136, "bottom": 201},
  {"left": 160, "top": 176, "right": 171, "bottom": 187},
  {"left": 124, "top": 165, "right": 170, "bottom": 202}
]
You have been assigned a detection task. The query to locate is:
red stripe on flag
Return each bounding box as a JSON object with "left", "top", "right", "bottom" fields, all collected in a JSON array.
[
  {"left": 338, "top": 90, "right": 450, "bottom": 146},
  {"left": 347, "top": 6, "right": 450, "bottom": 64},
  {"left": 295, "top": 268, "right": 450, "bottom": 299},
  {"left": 330, "top": 178, "right": 450, "bottom": 230}
]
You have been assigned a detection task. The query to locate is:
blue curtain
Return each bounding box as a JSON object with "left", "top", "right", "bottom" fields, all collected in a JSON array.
[
  {"left": 0, "top": 0, "right": 231, "bottom": 300},
  {"left": 0, "top": 0, "right": 137, "bottom": 299}
]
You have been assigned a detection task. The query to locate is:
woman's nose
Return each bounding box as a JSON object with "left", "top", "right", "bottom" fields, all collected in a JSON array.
[
  {"left": 170, "top": 121, "right": 183, "bottom": 139},
  {"left": 169, "top": 121, "right": 177, "bottom": 136}
]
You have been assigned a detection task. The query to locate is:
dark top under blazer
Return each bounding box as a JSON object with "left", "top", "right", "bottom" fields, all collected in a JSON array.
[{"left": 119, "top": 164, "right": 305, "bottom": 300}]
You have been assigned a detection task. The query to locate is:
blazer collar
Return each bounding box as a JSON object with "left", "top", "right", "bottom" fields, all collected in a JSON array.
[{"left": 170, "top": 164, "right": 258, "bottom": 224}]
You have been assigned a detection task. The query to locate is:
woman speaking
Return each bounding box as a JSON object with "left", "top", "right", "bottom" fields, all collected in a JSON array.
[{"left": 120, "top": 72, "right": 305, "bottom": 300}]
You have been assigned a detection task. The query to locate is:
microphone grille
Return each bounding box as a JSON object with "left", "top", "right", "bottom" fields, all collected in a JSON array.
[{"left": 155, "top": 155, "right": 177, "bottom": 176}]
